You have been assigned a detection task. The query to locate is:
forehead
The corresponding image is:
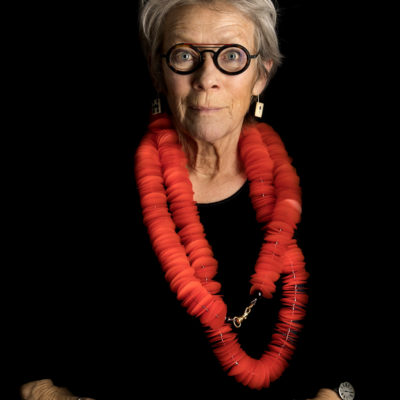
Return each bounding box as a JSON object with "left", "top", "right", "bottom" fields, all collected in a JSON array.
[{"left": 163, "top": 4, "right": 256, "bottom": 50}]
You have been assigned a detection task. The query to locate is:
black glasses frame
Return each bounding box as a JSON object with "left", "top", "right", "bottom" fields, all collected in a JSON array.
[{"left": 162, "top": 43, "right": 259, "bottom": 76}]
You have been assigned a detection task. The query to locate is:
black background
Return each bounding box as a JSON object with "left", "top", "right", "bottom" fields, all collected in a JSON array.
[{"left": 5, "top": 1, "right": 383, "bottom": 398}]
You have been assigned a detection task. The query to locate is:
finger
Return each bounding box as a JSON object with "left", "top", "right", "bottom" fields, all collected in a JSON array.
[
  {"left": 20, "top": 381, "right": 34, "bottom": 399},
  {"left": 21, "top": 379, "right": 54, "bottom": 400},
  {"left": 76, "top": 398, "right": 97, "bottom": 400},
  {"left": 20, "top": 380, "right": 96, "bottom": 400},
  {"left": 31, "top": 379, "right": 66, "bottom": 400},
  {"left": 309, "top": 388, "right": 340, "bottom": 400},
  {"left": 20, "top": 379, "right": 79, "bottom": 400},
  {"left": 31, "top": 379, "right": 62, "bottom": 400}
]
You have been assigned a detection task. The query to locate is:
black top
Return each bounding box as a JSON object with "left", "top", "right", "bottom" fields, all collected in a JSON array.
[
  {"left": 131, "top": 181, "right": 361, "bottom": 399},
  {"left": 8, "top": 178, "right": 364, "bottom": 399},
  {"left": 131, "top": 181, "right": 347, "bottom": 400}
]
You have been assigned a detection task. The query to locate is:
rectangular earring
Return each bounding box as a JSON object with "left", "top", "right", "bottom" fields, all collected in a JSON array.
[
  {"left": 255, "top": 96, "right": 264, "bottom": 118},
  {"left": 152, "top": 97, "right": 162, "bottom": 115}
]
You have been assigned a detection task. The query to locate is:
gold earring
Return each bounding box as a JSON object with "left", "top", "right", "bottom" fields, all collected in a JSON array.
[{"left": 254, "top": 95, "right": 264, "bottom": 118}]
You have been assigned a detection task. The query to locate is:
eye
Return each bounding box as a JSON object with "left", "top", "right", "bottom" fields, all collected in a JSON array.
[
  {"left": 177, "top": 51, "right": 193, "bottom": 61},
  {"left": 226, "top": 51, "right": 240, "bottom": 61},
  {"left": 221, "top": 49, "right": 244, "bottom": 62},
  {"left": 218, "top": 47, "right": 248, "bottom": 72},
  {"left": 170, "top": 47, "right": 198, "bottom": 65}
]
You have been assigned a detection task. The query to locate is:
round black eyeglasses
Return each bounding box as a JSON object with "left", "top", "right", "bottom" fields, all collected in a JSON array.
[{"left": 162, "top": 43, "right": 259, "bottom": 75}]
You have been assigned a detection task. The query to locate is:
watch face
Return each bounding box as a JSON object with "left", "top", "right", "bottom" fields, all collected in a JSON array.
[{"left": 338, "top": 381, "right": 355, "bottom": 400}]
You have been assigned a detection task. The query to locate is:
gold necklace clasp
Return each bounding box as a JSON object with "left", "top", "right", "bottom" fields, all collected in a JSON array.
[{"left": 227, "top": 297, "right": 259, "bottom": 328}]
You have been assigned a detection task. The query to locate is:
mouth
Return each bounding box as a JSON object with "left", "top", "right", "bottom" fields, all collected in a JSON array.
[{"left": 189, "top": 106, "right": 224, "bottom": 113}]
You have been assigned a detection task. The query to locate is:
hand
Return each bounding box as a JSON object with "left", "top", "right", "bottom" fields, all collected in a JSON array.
[
  {"left": 307, "top": 388, "right": 340, "bottom": 400},
  {"left": 20, "top": 379, "right": 95, "bottom": 400}
]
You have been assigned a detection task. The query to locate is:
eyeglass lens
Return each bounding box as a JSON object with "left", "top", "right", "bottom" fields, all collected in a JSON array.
[{"left": 167, "top": 44, "right": 250, "bottom": 74}]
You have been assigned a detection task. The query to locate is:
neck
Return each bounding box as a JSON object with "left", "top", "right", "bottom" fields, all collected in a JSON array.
[
  {"left": 193, "top": 138, "right": 242, "bottom": 178},
  {"left": 179, "top": 129, "right": 247, "bottom": 203}
]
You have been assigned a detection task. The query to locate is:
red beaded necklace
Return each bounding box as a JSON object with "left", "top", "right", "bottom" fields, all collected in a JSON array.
[{"left": 135, "top": 114, "right": 309, "bottom": 390}]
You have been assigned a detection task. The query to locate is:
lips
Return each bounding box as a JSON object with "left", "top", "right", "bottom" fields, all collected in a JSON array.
[{"left": 190, "top": 105, "right": 224, "bottom": 112}]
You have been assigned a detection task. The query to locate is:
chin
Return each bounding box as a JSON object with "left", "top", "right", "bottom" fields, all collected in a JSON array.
[
  {"left": 184, "top": 119, "right": 232, "bottom": 144},
  {"left": 178, "top": 111, "right": 239, "bottom": 144}
]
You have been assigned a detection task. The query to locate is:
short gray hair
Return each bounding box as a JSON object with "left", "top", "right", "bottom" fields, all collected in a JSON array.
[{"left": 138, "top": 0, "right": 282, "bottom": 92}]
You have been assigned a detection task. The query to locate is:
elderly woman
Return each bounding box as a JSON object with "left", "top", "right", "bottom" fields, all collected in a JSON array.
[{"left": 19, "top": 1, "right": 356, "bottom": 399}]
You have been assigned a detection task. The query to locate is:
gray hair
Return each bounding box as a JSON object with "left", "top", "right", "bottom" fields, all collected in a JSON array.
[{"left": 138, "top": 0, "right": 282, "bottom": 92}]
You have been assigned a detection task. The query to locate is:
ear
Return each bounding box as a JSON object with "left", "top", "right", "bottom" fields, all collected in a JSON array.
[{"left": 252, "top": 60, "right": 273, "bottom": 96}]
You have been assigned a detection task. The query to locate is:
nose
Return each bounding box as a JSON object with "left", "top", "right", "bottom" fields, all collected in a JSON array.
[{"left": 192, "top": 52, "right": 220, "bottom": 91}]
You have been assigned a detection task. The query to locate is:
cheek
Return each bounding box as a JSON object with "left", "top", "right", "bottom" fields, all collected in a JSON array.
[
  {"left": 228, "top": 78, "right": 254, "bottom": 114},
  {"left": 163, "top": 67, "right": 190, "bottom": 104}
]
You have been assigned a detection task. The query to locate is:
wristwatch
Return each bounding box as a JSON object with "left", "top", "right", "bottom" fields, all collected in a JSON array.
[{"left": 333, "top": 381, "right": 355, "bottom": 400}]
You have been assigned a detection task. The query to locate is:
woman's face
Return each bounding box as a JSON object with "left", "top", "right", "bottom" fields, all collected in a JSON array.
[{"left": 161, "top": 3, "right": 269, "bottom": 145}]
